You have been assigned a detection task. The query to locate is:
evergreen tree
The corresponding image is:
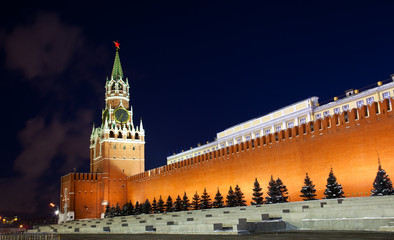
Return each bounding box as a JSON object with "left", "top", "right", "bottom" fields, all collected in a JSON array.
[
  {"left": 213, "top": 188, "right": 224, "bottom": 208},
  {"left": 135, "top": 201, "right": 141, "bottom": 215},
  {"left": 115, "top": 203, "right": 122, "bottom": 216},
  {"left": 266, "top": 175, "right": 280, "bottom": 204},
  {"left": 371, "top": 161, "right": 394, "bottom": 196},
  {"left": 104, "top": 204, "right": 111, "bottom": 218},
  {"left": 300, "top": 173, "right": 317, "bottom": 201},
  {"left": 121, "top": 202, "right": 128, "bottom": 216},
  {"left": 226, "top": 186, "right": 237, "bottom": 207},
  {"left": 126, "top": 201, "right": 134, "bottom": 215},
  {"left": 142, "top": 199, "right": 152, "bottom": 214},
  {"left": 276, "top": 178, "right": 289, "bottom": 203},
  {"left": 165, "top": 196, "right": 174, "bottom": 212},
  {"left": 108, "top": 205, "right": 116, "bottom": 218},
  {"left": 200, "top": 188, "right": 212, "bottom": 209},
  {"left": 234, "top": 184, "right": 247, "bottom": 206},
  {"left": 191, "top": 191, "right": 201, "bottom": 210},
  {"left": 152, "top": 198, "right": 158, "bottom": 213},
  {"left": 157, "top": 196, "right": 165, "bottom": 213},
  {"left": 181, "top": 192, "right": 190, "bottom": 211},
  {"left": 323, "top": 168, "right": 345, "bottom": 199},
  {"left": 251, "top": 178, "right": 264, "bottom": 205},
  {"left": 174, "top": 195, "right": 182, "bottom": 211}
]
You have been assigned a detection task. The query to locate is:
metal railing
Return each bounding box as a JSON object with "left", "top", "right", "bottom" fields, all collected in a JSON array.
[{"left": 0, "top": 233, "right": 59, "bottom": 240}]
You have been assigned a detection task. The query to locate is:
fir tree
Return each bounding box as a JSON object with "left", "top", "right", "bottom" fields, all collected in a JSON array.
[
  {"left": 191, "top": 191, "right": 201, "bottom": 210},
  {"left": 323, "top": 168, "right": 345, "bottom": 199},
  {"left": 276, "top": 178, "right": 289, "bottom": 203},
  {"left": 174, "top": 195, "right": 182, "bottom": 211},
  {"left": 213, "top": 188, "right": 224, "bottom": 208},
  {"left": 165, "top": 196, "right": 174, "bottom": 212},
  {"left": 300, "top": 173, "right": 317, "bottom": 201},
  {"left": 371, "top": 161, "right": 393, "bottom": 196},
  {"left": 200, "top": 188, "right": 212, "bottom": 209},
  {"left": 266, "top": 175, "right": 279, "bottom": 204},
  {"left": 126, "top": 201, "right": 134, "bottom": 215},
  {"left": 104, "top": 204, "right": 111, "bottom": 218},
  {"left": 135, "top": 201, "right": 141, "bottom": 215},
  {"left": 251, "top": 178, "right": 264, "bottom": 205},
  {"left": 152, "top": 198, "right": 158, "bottom": 213},
  {"left": 157, "top": 196, "right": 165, "bottom": 213},
  {"left": 142, "top": 199, "right": 152, "bottom": 214},
  {"left": 226, "top": 186, "right": 237, "bottom": 207},
  {"left": 234, "top": 184, "right": 247, "bottom": 206},
  {"left": 115, "top": 203, "right": 122, "bottom": 216},
  {"left": 121, "top": 202, "right": 128, "bottom": 216},
  {"left": 181, "top": 192, "right": 190, "bottom": 211},
  {"left": 108, "top": 205, "right": 116, "bottom": 218}
]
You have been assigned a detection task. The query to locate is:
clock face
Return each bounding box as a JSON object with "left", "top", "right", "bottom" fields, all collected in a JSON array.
[
  {"left": 114, "top": 107, "right": 129, "bottom": 123},
  {"left": 102, "top": 109, "right": 109, "bottom": 123}
]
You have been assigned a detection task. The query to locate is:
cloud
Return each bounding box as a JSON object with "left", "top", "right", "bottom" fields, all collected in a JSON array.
[
  {"left": 0, "top": 110, "right": 93, "bottom": 215},
  {"left": 4, "top": 13, "right": 82, "bottom": 80}
]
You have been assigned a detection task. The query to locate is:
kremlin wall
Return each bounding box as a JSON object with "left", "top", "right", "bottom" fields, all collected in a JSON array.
[
  {"left": 127, "top": 99, "right": 394, "bottom": 204},
  {"left": 59, "top": 45, "right": 394, "bottom": 222}
]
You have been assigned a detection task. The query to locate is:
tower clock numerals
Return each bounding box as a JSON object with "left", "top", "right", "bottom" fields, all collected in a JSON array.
[{"left": 114, "top": 107, "right": 129, "bottom": 123}]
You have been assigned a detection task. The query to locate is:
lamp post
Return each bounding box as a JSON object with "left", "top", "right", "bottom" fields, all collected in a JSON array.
[{"left": 50, "top": 203, "right": 60, "bottom": 224}]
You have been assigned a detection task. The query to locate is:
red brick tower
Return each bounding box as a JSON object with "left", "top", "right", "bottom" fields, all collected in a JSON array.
[
  {"left": 90, "top": 41, "right": 145, "bottom": 211},
  {"left": 60, "top": 42, "right": 145, "bottom": 221}
]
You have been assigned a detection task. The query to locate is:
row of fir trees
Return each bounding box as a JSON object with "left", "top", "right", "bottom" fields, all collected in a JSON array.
[{"left": 105, "top": 163, "right": 393, "bottom": 217}]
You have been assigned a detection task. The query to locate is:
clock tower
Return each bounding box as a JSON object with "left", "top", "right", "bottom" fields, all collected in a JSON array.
[{"left": 89, "top": 42, "right": 145, "bottom": 209}]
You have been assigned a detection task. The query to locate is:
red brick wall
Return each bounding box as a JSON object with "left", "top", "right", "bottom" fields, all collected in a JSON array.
[{"left": 127, "top": 99, "right": 394, "bottom": 205}]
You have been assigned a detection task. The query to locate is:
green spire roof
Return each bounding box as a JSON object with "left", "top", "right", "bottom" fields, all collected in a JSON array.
[{"left": 111, "top": 47, "right": 123, "bottom": 81}]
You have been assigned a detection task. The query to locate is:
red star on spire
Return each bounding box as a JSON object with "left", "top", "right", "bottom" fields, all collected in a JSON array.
[{"left": 114, "top": 41, "right": 120, "bottom": 50}]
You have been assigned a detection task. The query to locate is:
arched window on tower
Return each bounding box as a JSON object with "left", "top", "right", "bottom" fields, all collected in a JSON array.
[
  {"left": 109, "top": 131, "right": 115, "bottom": 139},
  {"left": 118, "top": 131, "right": 123, "bottom": 139},
  {"left": 111, "top": 84, "right": 115, "bottom": 91},
  {"left": 127, "top": 132, "right": 132, "bottom": 139},
  {"left": 135, "top": 133, "right": 139, "bottom": 140}
]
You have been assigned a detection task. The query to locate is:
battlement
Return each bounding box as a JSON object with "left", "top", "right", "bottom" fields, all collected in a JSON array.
[
  {"left": 129, "top": 98, "right": 392, "bottom": 183},
  {"left": 61, "top": 172, "right": 104, "bottom": 181}
]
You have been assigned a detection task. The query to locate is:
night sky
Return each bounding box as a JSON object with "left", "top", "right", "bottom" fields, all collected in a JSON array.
[{"left": 1, "top": 1, "right": 394, "bottom": 218}]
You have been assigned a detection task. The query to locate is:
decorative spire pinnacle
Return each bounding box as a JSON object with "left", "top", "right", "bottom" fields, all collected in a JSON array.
[{"left": 111, "top": 41, "right": 124, "bottom": 81}]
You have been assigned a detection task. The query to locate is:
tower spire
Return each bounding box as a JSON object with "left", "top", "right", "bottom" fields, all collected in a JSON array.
[{"left": 111, "top": 41, "right": 123, "bottom": 81}]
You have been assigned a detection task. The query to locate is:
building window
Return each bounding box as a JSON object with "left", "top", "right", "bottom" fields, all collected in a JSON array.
[
  {"left": 132, "top": 146, "right": 135, "bottom": 150},
  {"left": 287, "top": 122, "right": 294, "bottom": 128},
  {"left": 383, "top": 91, "right": 391, "bottom": 99},
  {"left": 123, "top": 146, "right": 126, "bottom": 150},
  {"left": 255, "top": 132, "right": 260, "bottom": 138},
  {"left": 228, "top": 141, "right": 233, "bottom": 146},
  {"left": 113, "top": 145, "right": 116, "bottom": 149},
  {"left": 299, "top": 118, "right": 306, "bottom": 124},
  {"left": 245, "top": 136, "right": 251, "bottom": 141},
  {"left": 356, "top": 100, "right": 364, "bottom": 108},
  {"left": 237, "top": 138, "right": 242, "bottom": 143},
  {"left": 323, "top": 111, "right": 330, "bottom": 117},
  {"left": 220, "top": 143, "right": 225, "bottom": 148},
  {"left": 366, "top": 96, "right": 374, "bottom": 105},
  {"left": 342, "top": 104, "right": 349, "bottom": 111},
  {"left": 315, "top": 113, "right": 322, "bottom": 119},
  {"left": 275, "top": 126, "right": 281, "bottom": 132},
  {"left": 334, "top": 107, "right": 340, "bottom": 114},
  {"left": 264, "top": 129, "right": 271, "bottom": 135}
]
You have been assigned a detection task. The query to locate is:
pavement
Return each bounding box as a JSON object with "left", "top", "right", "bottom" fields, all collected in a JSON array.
[{"left": 59, "top": 231, "right": 394, "bottom": 240}]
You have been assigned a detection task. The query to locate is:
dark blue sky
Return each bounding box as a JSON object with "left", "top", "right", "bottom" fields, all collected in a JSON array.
[{"left": 1, "top": 1, "right": 394, "bottom": 217}]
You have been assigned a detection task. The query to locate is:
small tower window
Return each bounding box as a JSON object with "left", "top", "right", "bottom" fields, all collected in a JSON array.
[
  {"left": 123, "top": 146, "right": 126, "bottom": 150},
  {"left": 109, "top": 131, "right": 115, "bottom": 138},
  {"left": 113, "top": 145, "right": 116, "bottom": 149},
  {"left": 135, "top": 133, "right": 139, "bottom": 139},
  {"left": 133, "top": 146, "right": 135, "bottom": 150},
  {"left": 118, "top": 132, "right": 122, "bottom": 139}
]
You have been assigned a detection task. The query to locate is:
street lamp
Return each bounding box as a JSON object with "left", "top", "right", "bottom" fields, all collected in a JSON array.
[{"left": 50, "top": 203, "right": 60, "bottom": 224}]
